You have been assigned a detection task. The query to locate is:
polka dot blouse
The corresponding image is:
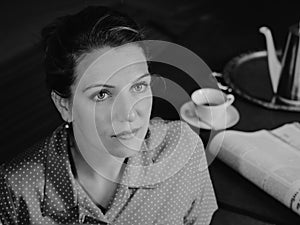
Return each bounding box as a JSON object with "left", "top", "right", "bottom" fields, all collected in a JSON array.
[{"left": 0, "top": 119, "right": 217, "bottom": 224}]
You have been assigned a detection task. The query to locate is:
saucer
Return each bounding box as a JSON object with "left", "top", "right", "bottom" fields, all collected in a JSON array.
[{"left": 180, "top": 101, "right": 240, "bottom": 130}]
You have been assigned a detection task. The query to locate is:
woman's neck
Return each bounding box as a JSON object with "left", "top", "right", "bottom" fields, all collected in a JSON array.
[
  {"left": 70, "top": 141, "right": 126, "bottom": 208},
  {"left": 69, "top": 133, "right": 126, "bottom": 184}
]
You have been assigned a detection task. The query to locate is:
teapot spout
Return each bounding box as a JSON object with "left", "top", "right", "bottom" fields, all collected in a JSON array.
[{"left": 259, "top": 26, "right": 282, "bottom": 94}]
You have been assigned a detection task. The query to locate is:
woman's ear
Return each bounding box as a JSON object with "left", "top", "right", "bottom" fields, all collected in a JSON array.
[{"left": 51, "top": 91, "right": 72, "bottom": 122}]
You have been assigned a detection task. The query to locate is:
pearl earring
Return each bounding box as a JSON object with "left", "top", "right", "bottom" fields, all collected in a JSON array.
[{"left": 64, "top": 122, "right": 71, "bottom": 129}]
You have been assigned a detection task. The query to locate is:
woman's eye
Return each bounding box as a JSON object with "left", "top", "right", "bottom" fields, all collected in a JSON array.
[
  {"left": 132, "top": 82, "right": 149, "bottom": 93},
  {"left": 94, "top": 90, "right": 111, "bottom": 102}
]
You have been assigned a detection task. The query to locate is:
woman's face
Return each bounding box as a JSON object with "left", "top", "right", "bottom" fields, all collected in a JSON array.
[{"left": 70, "top": 44, "right": 152, "bottom": 158}]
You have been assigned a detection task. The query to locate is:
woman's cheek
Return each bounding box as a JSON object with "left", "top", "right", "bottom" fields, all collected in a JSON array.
[
  {"left": 74, "top": 98, "right": 96, "bottom": 124},
  {"left": 139, "top": 92, "right": 153, "bottom": 116},
  {"left": 95, "top": 105, "right": 112, "bottom": 135}
]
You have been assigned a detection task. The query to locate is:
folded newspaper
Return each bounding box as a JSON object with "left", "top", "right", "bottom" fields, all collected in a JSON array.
[{"left": 207, "top": 122, "right": 300, "bottom": 216}]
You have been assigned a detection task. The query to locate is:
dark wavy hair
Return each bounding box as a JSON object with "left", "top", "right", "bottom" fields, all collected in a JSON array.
[{"left": 41, "top": 6, "right": 145, "bottom": 98}]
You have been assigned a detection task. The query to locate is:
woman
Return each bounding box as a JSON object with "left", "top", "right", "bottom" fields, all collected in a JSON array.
[{"left": 0, "top": 6, "right": 217, "bottom": 225}]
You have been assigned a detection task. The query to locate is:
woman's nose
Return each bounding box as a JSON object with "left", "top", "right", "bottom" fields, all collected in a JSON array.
[
  {"left": 127, "top": 110, "right": 136, "bottom": 122},
  {"left": 113, "top": 94, "right": 137, "bottom": 122}
]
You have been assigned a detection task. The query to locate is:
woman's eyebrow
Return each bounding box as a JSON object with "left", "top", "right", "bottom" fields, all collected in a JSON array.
[
  {"left": 83, "top": 83, "right": 115, "bottom": 92},
  {"left": 133, "top": 73, "right": 151, "bottom": 82},
  {"left": 83, "top": 73, "right": 150, "bottom": 92}
]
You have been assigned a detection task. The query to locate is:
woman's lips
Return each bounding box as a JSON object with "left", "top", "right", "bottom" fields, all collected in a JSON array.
[{"left": 112, "top": 127, "right": 141, "bottom": 140}]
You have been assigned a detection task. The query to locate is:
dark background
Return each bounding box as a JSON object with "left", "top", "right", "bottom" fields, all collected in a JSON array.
[
  {"left": 0, "top": 1, "right": 300, "bottom": 224},
  {"left": 1, "top": 0, "right": 299, "bottom": 160}
]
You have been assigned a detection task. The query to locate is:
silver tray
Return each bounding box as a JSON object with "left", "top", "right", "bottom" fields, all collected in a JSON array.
[{"left": 222, "top": 51, "right": 300, "bottom": 112}]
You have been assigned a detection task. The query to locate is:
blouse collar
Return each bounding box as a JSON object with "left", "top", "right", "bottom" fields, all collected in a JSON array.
[{"left": 41, "top": 119, "right": 198, "bottom": 222}]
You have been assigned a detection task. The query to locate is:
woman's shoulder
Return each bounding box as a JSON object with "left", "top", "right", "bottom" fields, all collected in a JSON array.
[
  {"left": 1, "top": 140, "right": 46, "bottom": 175},
  {"left": 149, "top": 118, "right": 201, "bottom": 146},
  {"left": 148, "top": 118, "right": 204, "bottom": 163},
  {"left": 0, "top": 140, "right": 48, "bottom": 195},
  {"left": 135, "top": 119, "right": 207, "bottom": 188},
  {"left": 0, "top": 124, "right": 67, "bottom": 187}
]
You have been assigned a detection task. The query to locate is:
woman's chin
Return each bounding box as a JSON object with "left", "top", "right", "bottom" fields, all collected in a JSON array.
[
  {"left": 110, "top": 145, "right": 140, "bottom": 158},
  {"left": 107, "top": 138, "right": 144, "bottom": 158}
]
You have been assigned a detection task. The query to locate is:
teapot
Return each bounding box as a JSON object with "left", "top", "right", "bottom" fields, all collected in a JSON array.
[{"left": 260, "top": 23, "right": 300, "bottom": 105}]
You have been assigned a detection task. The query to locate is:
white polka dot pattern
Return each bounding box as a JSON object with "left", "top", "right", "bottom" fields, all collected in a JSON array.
[{"left": 0, "top": 120, "right": 217, "bottom": 224}]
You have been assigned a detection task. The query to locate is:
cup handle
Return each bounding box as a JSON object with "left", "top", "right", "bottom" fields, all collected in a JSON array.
[
  {"left": 212, "top": 72, "right": 232, "bottom": 93},
  {"left": 225, "top": 94, "right": 235, "bottom": 106}
]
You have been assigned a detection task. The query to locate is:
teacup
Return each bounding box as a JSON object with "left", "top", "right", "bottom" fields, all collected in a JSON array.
[{"left": 191, "top": 88, "right": 235, "bottom": 127}]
